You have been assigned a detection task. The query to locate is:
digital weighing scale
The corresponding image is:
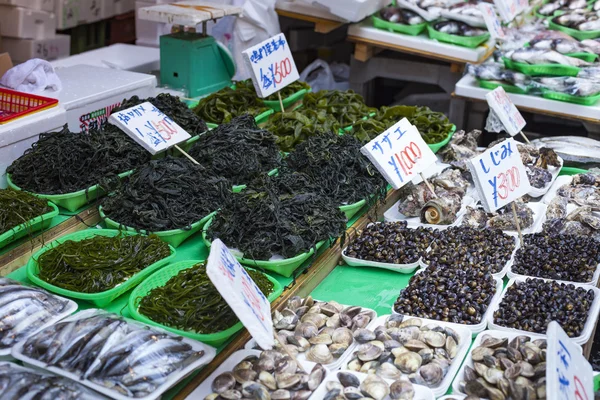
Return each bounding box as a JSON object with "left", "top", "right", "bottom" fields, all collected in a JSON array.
[{"left": 138, "top": 1, "right": 242, "bottom": 97}]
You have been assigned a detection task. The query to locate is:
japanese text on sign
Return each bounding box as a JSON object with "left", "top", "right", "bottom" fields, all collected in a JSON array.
[
  {"left": 479, "top": 3, "right": 505, "bottom": 40},
  {"left": 242, "top": 33, "right": 300, "bottom": 98},
  {"left": 361, "top": 118, "right": 437, "bottom": 190},
  {"left": 486, "top": 87, "right": 526, "bottom": 136},
  {"left": 467, "top": 138, "right": 531, "bottom": 212},
  {"left": 108, "top": 101, "right": 191, "bottom": 155},
  {"left": 547, "top": 321, "right": 593, "bottom": 400},
  {"left": 493, "top": 0, "right": 520, "bottom": 22},
  {"left": 206, "top": 239, "right": 274, "bottom": 350}
]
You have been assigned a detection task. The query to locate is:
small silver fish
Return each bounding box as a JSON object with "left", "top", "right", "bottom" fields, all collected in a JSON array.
[
  {"left": 568, "top": 0, "right": 587, "bottom": 10},
  {"left": 507, "top": 48, "right": 590, "bottom": 67},
  {"left": 578, "top": 19, "right": 600, "bottom": 31},
  {"left": 539, "top": 2, "right": 561, "bottom": 15}
]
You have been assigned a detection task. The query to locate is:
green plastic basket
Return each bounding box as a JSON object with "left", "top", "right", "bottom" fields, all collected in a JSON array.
[
  {"left": 549, "top": 20, "right": 600, "bottom": 40},
  {"left": 127, "top": 260, "right": 283, "bottom": 347},
  {"left": 427, "top": 24, "right": 490, "bottom": 48},
  {"left": 263, "top": 89, "right": 310, "bottom": 112},
  {"left": 559, "top": 166, "right": 588, "bottom": 176},
  {"left": 541, "top": 89, "right": 600, "bottom": 105},
  {"left": 99, "top": 206, "right": 215, "bottom": 248},
  {"left": 0, "top": 202, "right": 59, "bottom": 249},
  {"left": 427, "top": 124, "right": 456, "bottom": 153},
  {"left": 567, "top": 52, "right": 599, "bottom": 62},
  {"left": 477, "top": 79, "right": 529, "bottom": 94},
  {"left": 202, "top": 218, "right": 326, "bottom": 277},
  {"left": 26, "top": 229, "right": 176, "bottom": 307},
  {"left": 502, "top": 56, "right": 580, "bottom": 77},
  {"left": 340, "top": 199, "right": 366, "bottom": 219},
  {"left": 6, "top": 171, "right": 133, "bottom": 213},
  {"left": 372, "top": 15, "right": 428, "bottom": 36}
]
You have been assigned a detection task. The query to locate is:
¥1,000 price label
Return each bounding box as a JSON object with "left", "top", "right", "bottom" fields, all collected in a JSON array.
[
  {"left": 467, "top": 137, "right": 531, "bottom": 212},
  {"left": 486, "top": 86, "right": 526, "bottom": 136},
  {"left": 361, "top": 118, "right": 437, "bottom": 190},
  {"left": 241, "top": 33, "right": 300, "bottom": 99}
]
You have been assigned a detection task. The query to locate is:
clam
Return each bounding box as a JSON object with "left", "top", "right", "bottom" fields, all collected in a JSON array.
[
  {"left": 347, "top": 358, "right": 362, "bottom": 371},
  {"left": 357, "top": 343, "right": 383, "bottom": 362},
  {"left": 288, "top": 336, "right": 310, "bottom": 352},
  {"left": 342, "top": 306, "right": 362, "bottom": 319},
  {"left": 465, "top": 378, "right": 489, "bottom": 397},
  {"left": 423, "top": 331, "right": 445, "bottom": 348},
  {"left": 219, "top": 389, "right": 242, "bottom": 399},
  {"left": 376, "top": 362, "right": 403, "bottom": 380},
  {"left": 329, "top": 343, "right": 348, "bottom": 357},
  {"left": 384, "top": 339, "right": 403, "bottom": 350},
  {"left": 343, "top": 387, "right": 364, "bottom": 399},
  {"left": 404, "top": 339, "right": 429, "bottom": 352},
  {"left": 351, "top": 314, "right": 372, "bottom": 330},
  {"left": 212, "top": 372, "right": 236, "bottom": 393},
  {"left": 233, "top": 368, "right": 257, "bottom": 384},
  {"left": 275, "top": 372, "right": 301, "bottom": 389},
  {"left": 445, "top": 336, "right": 458, "bottom": 358},
  {"left": 394, "top": 351, "right": 422, "bottom": 373},
  {"left": 360, "top": 374, "right": 390, "bottom": 400},
  {"left": 303, "top": 296, "right": 314, "bottom": 308},
  {"left": 326, "top": 381, "right": 344, "bottom": 392},
  {"left": 332, "top": 327, "right": 354, "bottom": 346},
  {"left": 471, "top": 346, "right": 495, "bottom": 361},
  {"left": 271, "top": 389, "right": 291, "bottom": 399},
  {"left": 399, "top": 318, "right": 422, "bottom": 328},
  {"left": 386, "top": 314, "right": 404, "bottom": 328},
  {"left": 241, "top": 382, "right": 267, "bottom": 397},
  {"left": 484, "top": 367, "right": 504, "bottom": 385},
  {"left": 259, "top": 371, "right": 277, "bottom": 390},
  {"left": 321, "top": 327, "right": 335, "bottom": 337},
  {"left": 306, "top": 344, "right": 333, "bottom": 364},
  {"left": 481, "top": 336, "right": 508, "bottom": 349},
  {"left": 464, "top": 365, "right": 478, "bottom": 382},
  {"left": 308, "top": 364, "right": 325, "bottom": 391},
  {"left": 309, "top": 333, "right": 333, "bottom": 345},
  {"left": 275, "top": 357, "right": 298, "bottom": 375},
  {"left": 320, "top": 303, "right": 339, "bottom": 316},
  {"left": 338, "top": 371, "right": 360, "bottom": 388},
  {"left": 518, "top": 361, "right": 535, "bottom": 378},
  {"left": 354, "top": 329, "right": 376, "bottom": 343},
  {"left": 474, "top": 362, "right": 489, "bottom": 377},
  {"left": 419, "top": 348, "right": 434, "bottom": 364},
  {"left": 288, "top": 296, "right": 303, "bottom": 310},
  {"left": 291, "top": 390, "right": 311, "bottom": 400},
  {"left": 391, "top": 347, "right": 409, "bottom": 358},
  {"left": 301, "top": 313, "right": 327, "bottom": 328},
  {"left": 360, "top": 360, "right": 380, "bottom": 374},
  {"left": 323, "top": 389, "right": 341, "bottom": 400},
  {"left": 390, "top": 379, "right": 415, "bottom": 400},
  {"left": 294, "top": 322, "right": 319, "bottom": 339},
  {"left": 420, "top": 362, "right": 444, "bottom": 386},
  {"left": 326, "top": 314, "right": 341, "bottom": 329}
]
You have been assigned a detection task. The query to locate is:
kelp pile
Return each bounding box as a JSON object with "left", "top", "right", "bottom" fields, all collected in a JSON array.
[
  {"left": 302, "top": 90, "right": 376, "bottom": 127},
  {"left": 285, "top": 132, "right": 387, "bottom": 205},
  {"left": 193, "top": 86, "right": 270, "bottom": 124},
  {"left": 237, "top": 79, "right": 310, "bottom": 101},
  {"left": 102, "top": 157, "right": 231, "bottom": 232},
  {"left": 187, "top": 115, "right": 281, "bottom": 185},
  {"left": 138, "top": 262, "right": 273, "bottom": 334},
  {"left": 349, "top": 105, "right": 454, "bottom": 145},
  {"left": 207, "top": 172, "right": 347, "bottom": 260},
  {"left": 37, "top": 234, "right": 171, "bottom": 293},
  {"left": 112, "top": 93, "right": 208, "bottom": 136},
  {"left": 264, "top": 109, "right": 340, "bottom": 151},
  {"left": 7, "top": 125, "right": 150, "bottom": 195},
  {"left": 0, "top": 190, "right": 51, "bottom": 235}
]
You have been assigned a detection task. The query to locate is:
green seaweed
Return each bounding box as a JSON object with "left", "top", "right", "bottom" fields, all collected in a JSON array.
[
  {"left": 193, "top": 86, "right": 270, "bottom": 124},
  {"left": 264, "top": 109, "right": 341, "bottom": 152},
  {"left": 0, "top": 189, "right": 52, "bottom": 235},
  {"left": 236, "top": 79, "right": 311, "bottom": 101},
  {"left": 375, "top": 105, "right": 454, "bottom": 144},
  {"left": 302, "top": 90, "right": 377, "bottom": 126}
]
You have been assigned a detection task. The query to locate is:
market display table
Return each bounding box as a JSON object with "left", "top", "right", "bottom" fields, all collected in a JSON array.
[{"left": 276, "top": 4, "right": 346, "bottom": 34}]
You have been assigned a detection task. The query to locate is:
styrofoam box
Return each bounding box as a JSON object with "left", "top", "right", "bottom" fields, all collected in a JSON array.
[
  {"left": 1, "top": 34, "right": 70, "bottom": 64},
  {"left": 313, "top": 370, "right": 435, "bottom": 400},
  {"left": 40, "top": 65, "right": 156, "bottom": 132},
  {"left": 55, "top": 0, "right": 86, "bottom": 30},
  {"left": 12, "top": 309, "right": 217, "bottom": 400},
  {"left": 0, "top": 107, "right": 66, "bottom": 189},
  {"left": 339, "top": 314, "right": 471, "bottom": 398},
  {"left": 115, "top": 0, "right": 135, "bottom": 14},
  {"left": 486, "top": 277, "right": 600, "bottom": 345},
  {"left": 451, "top": 330, "right": 582, "bottom": 395},
  {"left": 541, "top": 174, "right": 572, "bottom": 204},
  {"left": 190, "top": 349, "right": 329, "bottom": 400},
  {"left": 135, "top": 0, "right": 172, "bottom": 45},
  {"left": 51, "top": 44, "right": 159, "bottom": 73},
  {"left": 0, "top": 0, "right": 54, "bottom": 12},
  {"left": 85, "top": 0, "right": 115, "bottom": 22},
  {"left": 0, "top": 6, "right": 56, "bottom": 39},
  {"left": 296, "top": 0, "right": 391, "bottom": 22},
  {"left": 392, "top": 274, "right": 504, "bottom": 336}
]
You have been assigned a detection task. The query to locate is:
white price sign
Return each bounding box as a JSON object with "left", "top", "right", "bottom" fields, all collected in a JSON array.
[
  {"left": 479, "top": 3, "right": 505, "bottom": 40},
  {"left": 241, "top": 33, "right": 300, "bottom": 99},
  {"left": 493, "top": 0, "right": 520, "bottom": 22},
  {"left": 206, "top": 239, "right": 274, "bottom": 350},
  {"left": 361, "top": 118, "right": 437, "bottom": 190},
  {"left": 547, "top": 321, "right": 594, "bottom": 400},
  {"left": 108, "top": 102, "right": 191, "bottom": 155},
  {"left": 467, "top": 138, "right": 531, "bottom": 212},
  {"left": 486, "top": 87, "right": 526, "bottom": 136}
]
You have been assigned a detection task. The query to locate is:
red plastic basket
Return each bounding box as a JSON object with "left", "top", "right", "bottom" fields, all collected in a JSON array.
[{"left": 0, "top": 88, "right": 59, "bottom": 124}]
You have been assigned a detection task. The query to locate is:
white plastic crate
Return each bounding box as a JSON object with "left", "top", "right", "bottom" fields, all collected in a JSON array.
[
  {"left": 1, "top": 34, "right": 70, "bottom": 64},
  {"left": 0, "top": 6, "right": 56, "bottom": 39},
  {"left": 55, "top": 0, "right": 87, "bottom": 30},
  {"left": 86, "top": 0, "right": 115, "bottom": 22},
  {"left": 51, "top": 43, "right": 159, "bottom": 73},
  {"left": 0, "top": 0, "right": 54, "bottom": 12}
]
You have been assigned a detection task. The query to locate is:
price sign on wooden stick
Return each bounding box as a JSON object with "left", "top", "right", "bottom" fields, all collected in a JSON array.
[
  {"left": 479, "top": 3, "right": 505, "bottom": 40},
  {"left": 486, "top": 87, "right": 530, "bottom": 143}
]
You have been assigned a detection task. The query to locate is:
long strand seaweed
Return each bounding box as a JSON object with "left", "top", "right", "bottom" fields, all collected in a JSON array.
[
  {"left": 192, "top": 86, "right": 270, "bottom": 124},
  {"left": 0, "top": 190, "right": 52, "bottom": 235},
  {"left": 37, "top": 234, "right": 171, "bottom": 293},
  {"left": 138, "top": 262, "right": 274, "bottom": 334},
  {"left": 302, "top": 90, "right": 377, "bottom": 126},
  {"left": 236, "top": 79, "right": 310, "bottom": 101},
  {"left": 101, "top": 157, "right": 231, "bottom": 232}
]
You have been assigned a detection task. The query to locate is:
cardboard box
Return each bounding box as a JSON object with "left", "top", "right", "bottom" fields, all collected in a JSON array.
[
  {"left": 0, "top": 6, "right": 56, "bottom": 39},
  {"left": 0, "top": 52, "right": 13, "bottom": 78},
  {"left": 0, "top": 0, "right": 54, "bottom": 12},
  {"left": 114, "top": 0, "right": 134, "bottom": 14},
  {"left": 1, "top": 34, "right": 71, "bottom": 63}
]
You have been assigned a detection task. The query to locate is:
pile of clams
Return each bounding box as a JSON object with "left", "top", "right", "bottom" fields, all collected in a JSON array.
[
  {"left": 205, "top": 350, "right": 326, "bottom": 400},
  {"left": 271, "top": 296, "right": 375, "bottom": 365},
  {"left": 325, "top": 371, "right": 417, "bottom": 400},
  {"left": 343, "top": 315, "right": 461, "bottom": 389},
  {"left": 457, "top": 334, "right": 548, "bottom": 400}
]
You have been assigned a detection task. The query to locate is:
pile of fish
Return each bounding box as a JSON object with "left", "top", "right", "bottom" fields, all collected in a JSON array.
[
  {"left": 433, "top": 20, "right": 487, "bottom": 37},
  {"left": 396, "top": 0, "right": 461, "bottom": 21},
  {"left": 467, "top": 63, "right": 530, "bottom": 87},
  {"left": 552, "top": 11, "right": 600, "bottom": 31},
  {"left": 441, "top": 0, "right": 487, "bottom": 27},
  {"left": 462, "top": 201, "right": 534, "bottom": 231},
  {"left": 529, "top": 37, "right": 594, "bottom": 55},
  {"left": 532, "top": 137, "right": 600, "bottom": 168},
  {"left": 0, "top": 362, "right": 106, "bottom": 400},
  {"left": 0, "top": 278, "right": 72, "bottom": 350},
  {"left": 538, "top": 0, "right": 588, "bottom": 16},
  {"left": 326, "top": 371, "right": 417, "bottom": 400},
  {"left": 20, "top": 312, "right": 205, "bottom": 398},
  {"left": 380, "top": 7, "right": 425, "bottom": 25},
  {"left": 531, "top": 76, "right": 600, "bottom": 97},
  {"left": 504, "top": 48, "right": 590, "bottom": 67}
]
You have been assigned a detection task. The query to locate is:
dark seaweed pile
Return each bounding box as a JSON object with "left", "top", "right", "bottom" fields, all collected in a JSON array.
[
  {"left": 285, "top": 132, "right": 387, "bottom": 205},
  {"left": 112, "top": 93, "right": 208, "bottom": 136},
  {"left": 7, "top": 125, "right": 150, "bottom": 195},
  {"left": 102, "top": 157, "right": 231, "bottom": 232},
  {"left": 0, "top": 190, "right": 52, "bottom": 235},
  {"left": 187, "top": 115, "right": 281, "bottom": 185},
  {"left": 192, "top": 86, "right": 270, "bottom": 124},
  {"left": 207, "top": 172, "right": 347, "bottom": 260}
]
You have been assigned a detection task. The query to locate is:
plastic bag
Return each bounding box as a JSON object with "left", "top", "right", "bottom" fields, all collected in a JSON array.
[
  {"left": 485, "top": 109, "right": 506, "bottom": 133},
  {"left": 300, "top": 59, "right": 350, "bottom": 92}
]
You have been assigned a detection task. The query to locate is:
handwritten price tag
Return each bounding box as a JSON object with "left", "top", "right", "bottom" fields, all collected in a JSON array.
[
  {"left": 486, "top": 87, "right": 526, "bottom": 136},
  {"left": 206, "top": 239, "right": 274, "bottom": 350},
  {"left": 479, "top": 3, "right": 505, "bottom": 40},
  {"left": 467, "top": 138, "right": 531, "bottom": 212},
  {"left": 108, "top": 102, "right": 191, "bottom": 155},
  {"left": 493, "top": 0, "right": 520, "bottom": 22},
  {"left": 547, "top": 321, "right": 594, "bottom": 400},
  {"left": 241, "top": 33, "right": 300, "bottom": 99},
  {"left": 361, "top": 118, "right": 437, "bottom": 190}
]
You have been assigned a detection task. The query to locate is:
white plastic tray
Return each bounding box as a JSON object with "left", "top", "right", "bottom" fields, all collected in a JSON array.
[
  {"left": 384, "top": 196, "right": 475, "bottom": 230},
  {"left": 340, "top": 314, "right": 471, "bottom": 398},
  {"left": 527, "top": 156, "right": 564, "bottom": 198},
  {"left": 541, "top": 175, "right": 572, "bottom": 205},
  {"left": 11, "top": 309, "right": 217, "bottom": 400},
  {"left": 189, "top": 349, "right": 328, "bottom": 400},
  {"left": 341, "top": 249, "right": 421, "bottom": 274},
  {"left": 392, "top": 275, "right": 504, "bottom": 336},
  {"left": 440, "top": 10, "right": 486, "bottom": 27},
  {"left": 451, "top": 329, "right": 582, "bottom": 396},
  {"left": 439, "top": 396, "right": 466, "bottom": 400},
  {"left": 486, "top": 277, "right": 600, "bottom": 345}
]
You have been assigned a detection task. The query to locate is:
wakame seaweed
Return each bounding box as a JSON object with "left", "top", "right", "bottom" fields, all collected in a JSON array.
[
  {"left": 302, "top": 90, "right": 376, "bottom": 127},
  {"left": 285, "top": 132, "right": 388, "bottom": 205},
  {"left": 112, "top": 93, "right": 208, "bottom": 136},
  {"left": 187, "top": 115, "right": 281, "bottom": 185},
  {"left": 264, "top": 109, "right": 341, "bottom": 152},
  {"left": 7, "top": 125, "right": 150, "bottom": 195},
  {"left": 138, "top": 262, "right": 273, "bottom": 334},
  {"left": 207, "top": 172, "right": 347, "bottom": 260},
  {"left": 236, "top": 79, "right": 310, "bottom": 101},
  {"left": 0, "top": 190, "right": 52, "bottom": 235},
  {"left": 37, "top": 234, "right": 171, "bottom": 293},
  {"left": 193, "top": 86, "right": 270, "bottom": 124},
  {"left": 102, "top": 157, "right": 231, "bottom": 232}
]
